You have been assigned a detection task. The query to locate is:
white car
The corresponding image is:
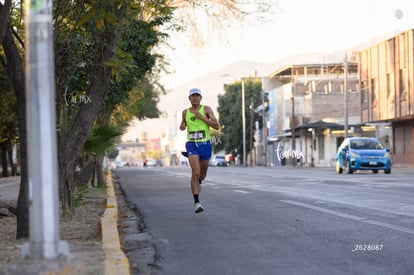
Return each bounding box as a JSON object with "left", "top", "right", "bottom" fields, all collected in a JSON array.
[
  {"left": 145, "top": 159, "right": 157, "bottom": 166},
  {"left": 210, "top": 155, "right": 227, "bottom": 166},
  {"left": 112, "top": 161, "right": 123, "bottom": 168}
]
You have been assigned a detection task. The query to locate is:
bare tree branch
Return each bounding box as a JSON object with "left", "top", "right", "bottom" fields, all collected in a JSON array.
[{"left": 166, "top": 0, "right": 277, "bottom": 47}]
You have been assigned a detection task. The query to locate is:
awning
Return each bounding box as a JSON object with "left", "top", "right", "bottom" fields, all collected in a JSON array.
[{"left": 295, "top": 120, "right": 343, "bottom": 130}]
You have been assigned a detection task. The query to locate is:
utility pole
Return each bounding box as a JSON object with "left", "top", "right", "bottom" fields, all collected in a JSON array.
[
  {"left": 344, "top": 54, "right": 349, "bottom": 139},
  {"left": 22, "top": 0, "right": 69, "bottom": 259},
  {"left": 261, "top": 77, "right": 267, "bottom": 166}
]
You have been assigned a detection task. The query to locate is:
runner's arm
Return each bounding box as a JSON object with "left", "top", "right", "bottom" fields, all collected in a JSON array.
[
  {"left": 179, "top": 109, "right": 187, "bottom": 131},
  {"left": 202, "top": 106, "right": 220, "bottom": 130}
]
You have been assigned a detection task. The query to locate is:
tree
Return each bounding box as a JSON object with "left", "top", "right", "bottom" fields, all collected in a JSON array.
[
  {"left": 167, "top": 0, "right": 275, "bottom": 47},
  {"left": 0, "top": 0, "right": 30, "bottom": 239},
  {"left": 217, "top": 79, "right": 263, "bottom": 164},
  {"left": 0, "top": 69, "right": 18, "bottom": 177},
  {"left": 1, "top": 0, "right": 272, "bottom": 238},
  {"left": 54, "top": 0, "right": 174, "bottom": 216},
  {"left": 0, "top": 0, "right": 170, "bottom": 236},
  {"left": 79, "top": 124, "right": 126, "bottom": 187}
]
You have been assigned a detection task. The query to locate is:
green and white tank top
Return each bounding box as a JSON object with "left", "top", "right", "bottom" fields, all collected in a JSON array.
[{"left": 186, "top": 105, "right": 210, "bottom": 142}]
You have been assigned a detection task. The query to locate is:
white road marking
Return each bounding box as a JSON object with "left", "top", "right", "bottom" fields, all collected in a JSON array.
[
  {"left": 234, "top": 190, "right": 250, "bottom": 194},
  {"left": 280, "top": 199, "right": 414, "bottom": 235},
  {"left": 362, "top": 184, "right": 389, "bottom": 188}
]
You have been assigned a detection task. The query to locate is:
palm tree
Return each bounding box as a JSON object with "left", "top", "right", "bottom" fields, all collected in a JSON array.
[{"left": 79, "top": 124, "right": 125, "bottom": 187}]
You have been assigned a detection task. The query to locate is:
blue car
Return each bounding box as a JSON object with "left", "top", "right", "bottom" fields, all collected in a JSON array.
[{"left": 336, "top": 137, "right": 392, "bottom": 174}]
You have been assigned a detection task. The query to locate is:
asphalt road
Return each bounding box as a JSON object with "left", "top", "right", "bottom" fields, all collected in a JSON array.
[
  {"left": 0, "top": 177, "right": 20, "bottom": 201},
  {"left": 115, "top": 165, "right": 414, "bottom": 275}
]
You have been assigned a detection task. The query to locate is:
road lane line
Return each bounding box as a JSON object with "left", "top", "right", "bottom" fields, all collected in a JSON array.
[
  {"left": 234, "top": 190, "right": 250, "bottom": 194},
  {"left": 280, "top": 199, "right": 414, "bottom": 235}
]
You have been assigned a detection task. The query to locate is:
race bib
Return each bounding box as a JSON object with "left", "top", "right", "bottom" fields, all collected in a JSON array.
[{"left": 189, "top": 131, "right": 206, "bottom": 141}]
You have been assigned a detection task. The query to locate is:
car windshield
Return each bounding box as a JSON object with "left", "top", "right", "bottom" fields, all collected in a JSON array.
[{"left": 350, "top": 139, "right": 384, "bottom": 150}]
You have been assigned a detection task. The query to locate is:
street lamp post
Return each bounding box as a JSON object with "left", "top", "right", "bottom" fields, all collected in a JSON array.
[
  {"left": 23, "top": 0, "right": 69, "bottom": 259},
  {"left": 249, "top": 101, "right": 254, "bottom": 166},
  {"left": 261, "top": 77, "right": 268, "bottom": 166},
  {"left": 241, "top": 78, "right": 247, "bottom": 166}
]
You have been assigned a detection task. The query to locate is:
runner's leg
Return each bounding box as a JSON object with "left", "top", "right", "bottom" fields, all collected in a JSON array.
[
  {"left": 188, "top": 155, "right": 201, "bottom": 196},
  {"left": 199, "top": 159, "right": 209, "bottom": 181},
  {"left": 189, "top": 155, "right": 204, "bottom": 213}
]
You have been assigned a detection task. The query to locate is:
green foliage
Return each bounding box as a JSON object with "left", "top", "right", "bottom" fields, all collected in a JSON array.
[
  {"left": 0, "top": 2, "right": 22, "bottom": 146},
  {"left": 106, "top": 1, "right": 173, "bottom": 118},
  {"left": 73, "top": 184, "right": 89, "bottom": 207},
  {"left": 107, "top": 148, "right": 119, "bottom": 159},
  {"left": 217, "top": 79, "right": 263, "bottom": 163},
  {"left": 83, "top": 124, "right": 126, "bottom": 158},
  {"left": 54, "top": 0, "right": 173, "bottom": 135},
  {"left": 0, "top": 69, "right": 18, "bottom": 143}
]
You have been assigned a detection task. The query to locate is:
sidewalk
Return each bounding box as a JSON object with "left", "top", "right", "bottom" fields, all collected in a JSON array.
[{"left": 0, "top": 173, "right": 130, "bottom": 275}]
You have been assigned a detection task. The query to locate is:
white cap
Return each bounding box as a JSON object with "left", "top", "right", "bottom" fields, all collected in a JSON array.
[{"left": 189, "top": 88, "right": 202, "bottom": 96}]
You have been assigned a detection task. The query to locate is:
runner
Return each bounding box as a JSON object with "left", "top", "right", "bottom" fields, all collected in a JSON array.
[{"left": 179, "top": 88, "right": 220, "bottom": 213}]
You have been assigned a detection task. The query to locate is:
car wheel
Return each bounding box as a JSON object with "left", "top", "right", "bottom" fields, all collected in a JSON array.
[
  {"left": 372, "top": 170, "right": 378, "bottom": 174},
  {"left": 346, "top": 160, "right": 353, "bottom": 174},
  {"left": 336, "top": 161, "right": 343, "bottom": 174},
  {"left": 384, "top": 169, "right": 391, "bottom": 174}
]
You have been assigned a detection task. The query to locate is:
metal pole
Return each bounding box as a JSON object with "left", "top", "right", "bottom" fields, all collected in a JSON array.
[
  {"left": 242, "top": 79, "right": 247, "bottom": 166},
  {"left": 23, "top": 0, "right": 69, "bottom": 259},
  {"left": 249, "top": 102, "right": 254, "bottom": 166},
  {"left": 261, "top": 77, "right": 267, "bottom": 166},
  {"left": 344, "top": 54, "right": 349, "bottom": 139},
  {"left": 291, "top": 83, "right": 296, "bottom": 167}
]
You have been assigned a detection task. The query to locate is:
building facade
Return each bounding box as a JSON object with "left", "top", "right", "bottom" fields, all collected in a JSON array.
[
  {"left": 260, "top": 30, "right": 414, "bottom": 167},
  {"left": 264, "top": 55, "right": 360, "bottom": 167},
  {"left": 359, "top": 29, "right": 414, "bottom": 165},
  {"left": 115, "top": 141, "right": 146, "bottom": 166}
]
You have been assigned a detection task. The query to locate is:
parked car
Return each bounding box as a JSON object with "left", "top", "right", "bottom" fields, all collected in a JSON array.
[
  {"left": 210, "top": 155, "right": 227, "bottom": 166},
  {"left": 145, "top": 158, "right": 157, "bottom": 166},
  {"left": 112, "top": 161, "right": 123, "bottom": 168},
  {"left": 336, "top": 137, "right": 392, "bottom": 174}
]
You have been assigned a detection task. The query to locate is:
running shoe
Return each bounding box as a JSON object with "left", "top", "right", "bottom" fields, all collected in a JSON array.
[{"left": 194, "top": 202, "right": 204, "bottom": 213}]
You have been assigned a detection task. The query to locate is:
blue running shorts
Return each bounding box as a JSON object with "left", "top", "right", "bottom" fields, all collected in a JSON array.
[{"left": 185, "top": 141, "right": 212, "bottom": 161}]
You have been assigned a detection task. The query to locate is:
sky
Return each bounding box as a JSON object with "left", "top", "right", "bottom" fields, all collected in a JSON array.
[
  {"left": 122, "top": 0, "right": 414, "bottom": 142},
  {"left": 160, "top": 0, "right": 414, "bottom": 88}
]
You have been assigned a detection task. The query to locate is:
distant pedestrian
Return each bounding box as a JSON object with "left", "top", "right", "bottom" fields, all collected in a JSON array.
[{"left": 179, "top": 88, "right": 220, "bottom": 213}]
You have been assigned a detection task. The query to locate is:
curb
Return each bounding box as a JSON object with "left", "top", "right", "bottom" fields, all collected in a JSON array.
[{"left": 101, "top": 171, "right": 130, "bottom": 275}]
